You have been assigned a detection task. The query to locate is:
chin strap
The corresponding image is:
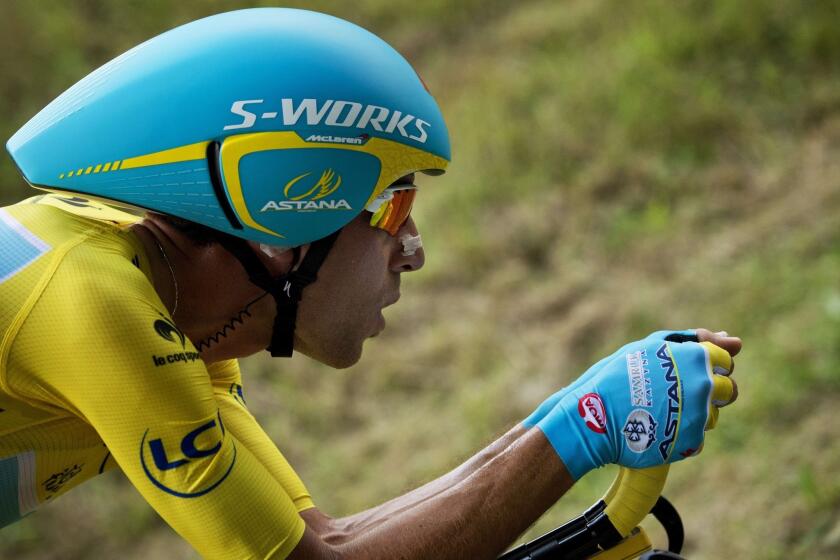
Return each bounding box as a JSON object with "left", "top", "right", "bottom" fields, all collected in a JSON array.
[{"left": 216, "top": 231, "right": 341, "bottom": 357}]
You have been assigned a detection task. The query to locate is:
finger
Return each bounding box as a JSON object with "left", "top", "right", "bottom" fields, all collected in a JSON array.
[
  {"left": 711, "top": 375, "right": 737, "bottom": 407},
  {"left": 705, "top": 406, "right": 719, "bottom": 430},
  {"left": 695, "top": 328, "right": 742, "bottom": 357},
  {"left": 728, "top": 377, "right": 739, "bottom": 404},
  {"left": 699, "top": 341, "right": 735, "bottom": 377}
]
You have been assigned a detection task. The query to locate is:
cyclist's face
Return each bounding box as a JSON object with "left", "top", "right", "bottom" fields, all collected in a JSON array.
[{"left": 293, "top": 211, "right": 425, "bottom": 368}]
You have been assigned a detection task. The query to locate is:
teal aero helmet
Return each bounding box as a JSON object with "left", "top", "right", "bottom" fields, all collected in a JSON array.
[
  {"left": 6, "top": 8, "right": 451, "bottom": 248},
  {"left": 6, "top": 8, "right": 451, "bottom": 358}
]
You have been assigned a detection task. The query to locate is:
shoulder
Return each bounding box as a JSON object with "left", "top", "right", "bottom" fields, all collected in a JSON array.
[
  {"left": 2, "top": 194, "right": 140, "bottom": 248},
  {"left": 1, "top": 194, "right": 150, "bottom": 308},
  {"left": 6, "top": 210, "right": 207, "bottom": 414},
  {"left": 3, "top": 195, "right": 162, "bottom": 360},
  {"left": 21, "top": 224, "right": 174, "bottom": 363}
]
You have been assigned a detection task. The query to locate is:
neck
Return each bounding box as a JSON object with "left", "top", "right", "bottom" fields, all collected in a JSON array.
[
  {"left": 131, "top": 221, "right": 179, "bottom": 318},
  {"left": 130, "top": 218, "right": 286, "bottom": 363}
]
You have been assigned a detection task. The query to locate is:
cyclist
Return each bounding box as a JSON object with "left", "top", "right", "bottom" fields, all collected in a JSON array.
[{"left": 1, "top": 8, "right": 741, "bottom": 559}]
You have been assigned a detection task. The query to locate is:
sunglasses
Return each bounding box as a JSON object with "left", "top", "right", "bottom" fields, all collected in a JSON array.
[{"left": 365, "top": 185, "right": 417, "bottom": 236}]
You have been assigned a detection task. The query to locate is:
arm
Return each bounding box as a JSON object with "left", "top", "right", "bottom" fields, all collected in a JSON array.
[
  {"left": 293, "top": 329, "right": 741, "bottom": 559},
  {"left": 16, "top": 253, "right": 312, "bottom": 559},
  {"left": 202, "top": 356, "right": 558, "bottom": 558},
  {"left": 208, "top": 360, "right": 316, "bottom": 512},
  {"left": 205, "top": 356, "right": 550, "bottom": 557},
  {"left": 305, "top": 423, "right": 528, "bottom": 538},
  {"left": 292, "top": 426, "right": 573, "bottom": 560}
]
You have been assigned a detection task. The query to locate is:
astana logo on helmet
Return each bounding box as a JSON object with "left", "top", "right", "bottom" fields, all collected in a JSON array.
[
  {"left": 260, "top": 168, "right": 351, "bottom": 212},
  {"left": 6, "top": 7, "right": 451, "bottom": 358}
]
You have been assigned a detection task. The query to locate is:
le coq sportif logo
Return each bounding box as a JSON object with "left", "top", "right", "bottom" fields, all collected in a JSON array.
[
  {"left": 154, "top": 315, "right": 185, "bottom": 349},
  {"left": 151, "top": 315, "right": 199, "bottom": 368}
]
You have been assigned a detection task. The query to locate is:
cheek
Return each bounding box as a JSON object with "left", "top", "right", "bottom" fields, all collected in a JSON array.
[
  {"left": 294, "top": 265, "right": 382, "bottom": 346},
  {"left": 294, "top": 290, "right": 367, "bottom": 368},
  {"left": 300, "top": 278, "right": 374, "bottom": 330},
  {"left": 292, "top": 228, "right": 392, "bottom": 356},
  {"left": 319, "top": 246, "right": 390, "bottom": 309}
]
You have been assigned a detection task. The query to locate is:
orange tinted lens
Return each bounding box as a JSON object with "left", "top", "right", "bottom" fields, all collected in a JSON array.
[{"left": 383, "top": 189, "right": 416, "bottom": 235}]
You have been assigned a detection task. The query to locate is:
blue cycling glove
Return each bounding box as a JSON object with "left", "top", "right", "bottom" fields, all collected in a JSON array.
[
  {"left": 524, "top": 330, "right": 696, "bottom": 426},
  {"left": 524, "top": 331, "right": 734, "bottom": 480}
]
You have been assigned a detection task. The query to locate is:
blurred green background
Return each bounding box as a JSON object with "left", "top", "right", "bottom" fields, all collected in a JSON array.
[{"left": 2, "top": 0, "right": 839, "bottom": 558}]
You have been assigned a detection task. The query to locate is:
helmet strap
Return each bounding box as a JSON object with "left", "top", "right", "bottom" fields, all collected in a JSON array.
[
  {"left": 266, "top": 232, "right": 339, "bottom": 357},
  {"left": 215, "top": 231, "right": 341, "bottom": 357}
]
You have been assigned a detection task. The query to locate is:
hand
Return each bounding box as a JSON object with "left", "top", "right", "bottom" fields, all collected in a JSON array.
[
  {"left": 524, "top": 329, "right": 741, "bottom": 425},
  {"left": 523, "top": 329, "right": 741, "bottom": 480}
]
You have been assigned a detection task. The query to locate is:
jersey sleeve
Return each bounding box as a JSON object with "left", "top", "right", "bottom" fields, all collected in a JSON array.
[
  {"left": 207, "top": 360, "right": 315, "bottom": 512},
  {"left": 8, "top": 245, "right": 306, "bottom": 559}
]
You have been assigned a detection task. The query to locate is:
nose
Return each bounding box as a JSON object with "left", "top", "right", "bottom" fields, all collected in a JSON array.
[{"left": 390, "top": 216, "right": 425, "bottom": 272}]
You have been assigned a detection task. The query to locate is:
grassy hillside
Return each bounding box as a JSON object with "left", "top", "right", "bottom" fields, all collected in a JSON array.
[{"left": 1, "top": 1, "right": 839, "bottom": 558}]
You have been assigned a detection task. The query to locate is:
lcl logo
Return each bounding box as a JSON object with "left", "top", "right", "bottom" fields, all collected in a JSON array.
[{"left": 140, "top": 412, "right": 236, "bottom": 498}]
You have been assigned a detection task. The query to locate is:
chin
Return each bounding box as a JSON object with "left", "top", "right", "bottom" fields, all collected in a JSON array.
[
  {"left": 296, "top": 340, "right": 363, "bottom": 370},
  {"left": 325, "top": 354, "right": 362, "bottom": 370},
  {"left": 316, "top": 352, "right": 362, "bottom": 369}
]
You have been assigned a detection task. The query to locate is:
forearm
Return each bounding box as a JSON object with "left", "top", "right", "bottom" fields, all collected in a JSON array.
[
  {"left": 294, "top": 329, "right": 742, "bottom": 559},
  {"left": 314, "top": 427, "right": 573, "bottom": 559},
  {"left": 322, "top": 423, "right": 527, "bottom": 536}
]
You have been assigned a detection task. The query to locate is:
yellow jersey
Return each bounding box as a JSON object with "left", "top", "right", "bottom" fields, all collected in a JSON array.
[{"left": 0, "top": 194, "right": 311, "bottom": 558}]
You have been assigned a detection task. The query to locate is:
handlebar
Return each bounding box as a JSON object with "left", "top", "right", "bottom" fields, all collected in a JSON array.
[
  {"left": 603, "top": 465, "right": 669, "bottom": 537},
  {"left": 498, "top": 465, "right": 675, "bottom": 559}
]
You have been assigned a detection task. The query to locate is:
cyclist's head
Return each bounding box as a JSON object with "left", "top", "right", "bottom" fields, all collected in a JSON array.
[
  {"left": 6, "top": 8, "right": 450, "bottom": 359},
  {"left": 6, "top": 8, "right": 450, "bottom": 247},
  {"left": 292, "top": 208, "right": 425, "bottom": 368}
]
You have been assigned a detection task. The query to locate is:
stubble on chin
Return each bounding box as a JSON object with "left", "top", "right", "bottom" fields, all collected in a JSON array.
[{"left": 294, "top": 329, "right": 365, "bottom": 370}]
